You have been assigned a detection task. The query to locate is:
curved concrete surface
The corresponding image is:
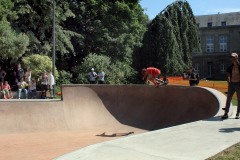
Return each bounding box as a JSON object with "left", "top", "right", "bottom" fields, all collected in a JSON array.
[
  {"left": 56, "top": 86, "right": 235, "bottom": 160},
  {"left": 0, "top": 85, "right": 226, "bottom": 160}
]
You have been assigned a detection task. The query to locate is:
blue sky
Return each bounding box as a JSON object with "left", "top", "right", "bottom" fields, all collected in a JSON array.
[{"left": 140, "top": 0, "right": 240, "bottom": 19}]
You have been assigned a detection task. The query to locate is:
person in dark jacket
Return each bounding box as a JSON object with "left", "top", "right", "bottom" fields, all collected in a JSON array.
[
  {"left": 222, "top": 53, "right": 240, "bottom": 119},
  {"left": 188, "top": 68, "right": 199, "bottom": 86}
]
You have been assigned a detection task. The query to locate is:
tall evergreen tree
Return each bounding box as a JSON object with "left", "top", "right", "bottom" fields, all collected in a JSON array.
[{"left": 137, "top": 0, "right": 200, "bottom": 75}]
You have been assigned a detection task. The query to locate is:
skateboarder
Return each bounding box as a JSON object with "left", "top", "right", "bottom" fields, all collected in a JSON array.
[{"left": 142, "top": 67, "right": 161, "bottom": 87}]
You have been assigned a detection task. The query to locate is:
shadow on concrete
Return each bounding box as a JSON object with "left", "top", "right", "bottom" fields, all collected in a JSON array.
[
  {"left": 204, "top": 116, "right": 222, "bottom": 122},
  {"left": 219, "top": 127, "right": 240, "bottom": 133},
  {"left": 96, "top": 132, "right": 134, "bottom": 137}
]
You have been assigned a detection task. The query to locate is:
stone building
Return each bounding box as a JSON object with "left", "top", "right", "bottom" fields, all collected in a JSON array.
[{"left": 193, "top": 12, "right": 240, "bottom": 80}]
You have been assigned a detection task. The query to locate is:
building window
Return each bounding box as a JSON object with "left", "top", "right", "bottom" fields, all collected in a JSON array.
[
  {"left": 220, "top": 63, "right": 226, "bottom": 74},
  {"left": 221, "top": 21, "right": 226, "bottom": 26},
  {"left": 208, "top": 22, "right": 212, "bottom": 27},
  {"left": 208, "top": 62, "right": 213, "bottom": 77},
  {"left": 206, "top": 36, "right": 214, "bottom": 53},
  {"left": 219, "top": 35, "right": 227, "bottom": 52},
  {"left": 194, "top": 64, "right": 199, "bottom": 74}
]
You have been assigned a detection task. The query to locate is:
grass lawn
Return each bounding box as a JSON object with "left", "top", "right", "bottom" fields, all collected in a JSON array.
[
  {"left": 207, "top": 143, "right": 240, "bottom": 160},
  {"left": 170, "top": 80, "right": 240, "bottom": 160}
]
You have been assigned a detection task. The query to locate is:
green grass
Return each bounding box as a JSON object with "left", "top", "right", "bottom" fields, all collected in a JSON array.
[
  {"left": 54, "top": 85, "right": 61, "bottom": 99},
  {"left": 207, "top": 143, "right": 240, "bottom": 160}
]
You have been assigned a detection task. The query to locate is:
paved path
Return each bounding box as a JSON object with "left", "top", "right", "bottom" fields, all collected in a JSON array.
[{"left": 56, "top": 107, "right": 240, "bottom": 160}]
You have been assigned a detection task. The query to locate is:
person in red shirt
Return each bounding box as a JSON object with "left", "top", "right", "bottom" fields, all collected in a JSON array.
[
  {"left": 2, "top": 81, "right": 12, "bottom": 99},
  {"left": 142, "top": 67, "right": 161, "bottom": 87}
]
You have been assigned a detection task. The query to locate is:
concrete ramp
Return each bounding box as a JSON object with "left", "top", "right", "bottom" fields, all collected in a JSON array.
[
  {"left": 0, "top": 85, "right": 225, "bottom": 160},
  {"left": 64, "top": 85, "right": 220, "bottom": 130}
]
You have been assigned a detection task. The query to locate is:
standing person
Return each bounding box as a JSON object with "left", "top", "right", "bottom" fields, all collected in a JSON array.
[
  {"left": 14, "top": 63, "right": 24, "bottom": 85},
  {"left": 97, "top": 69, "right": 105, "bottom": 84},
  {"left": 222, "top": 53, "right": 240, "bottom": 119},
  {"left": 88, "top": 68, "right": 97, "bottom": 84},
  {"left": 47, "top": 70, "right": 55, "bottom": 98},
  {"left": 188, "top": 68, "right": 199, "bottom": 86},
  {"left": 0, "top": 65, "right": 7, "bottom": 91},
  {"left": 24, "top": 66, "right": 31, "bottom": 86},
  {"left": 29, "top": 78, "right": 37, "bottom": 99},
  {"left": 17, "top": 77, "right": 28, "bottom": 99},
  {"left": 40, "top": 71, "right": 48, "bottom": 99},
  {"left": 141, "top": 67, "right": 161, "bottom": 87}
]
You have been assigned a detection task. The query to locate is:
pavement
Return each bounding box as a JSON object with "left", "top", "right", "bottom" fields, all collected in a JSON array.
[
  {"left": 0, "top": 85, "right": 239, "bottom": 160},
  {"left": 56, "top": 112, "right": 240, "bottom": 160}
]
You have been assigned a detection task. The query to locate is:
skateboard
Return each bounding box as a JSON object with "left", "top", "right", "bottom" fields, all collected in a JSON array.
[{"left": 156, "top": 78, "right": 168, "bottom": 87}]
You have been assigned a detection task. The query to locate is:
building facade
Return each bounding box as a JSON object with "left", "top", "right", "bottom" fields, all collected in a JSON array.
[{"left": 193, "top": 12, "right": 240, "bottom": 80}]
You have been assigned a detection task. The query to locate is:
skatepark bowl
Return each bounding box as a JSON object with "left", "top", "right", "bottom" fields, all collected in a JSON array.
[{"left": 0, "top": 85, "right": 224, "bottom": 160}]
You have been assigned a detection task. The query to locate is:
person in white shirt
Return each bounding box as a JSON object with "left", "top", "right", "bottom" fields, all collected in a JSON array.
[
  {"left": 24, "top": 66, "right": 31, "bottom": 83},
  {"left": 47, "top": 70, "right": 55, "bottom": 98},
  {"left": 88, "top": 68, "right": 97, "bottom": 84}
]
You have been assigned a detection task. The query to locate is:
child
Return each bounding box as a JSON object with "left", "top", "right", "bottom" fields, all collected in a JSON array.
[
  {"left": 29, "top": 79, "right": 37, "bottom": 99},
  {"left": 17, "top": 78, "right": 28, "bottom": 99},
  {"left": 2, "top": 81, "right": 12, "bottom": 99}
]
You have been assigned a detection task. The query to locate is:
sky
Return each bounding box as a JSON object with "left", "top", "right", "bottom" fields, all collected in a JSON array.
[{"left": 140, "top": 0, "right": 240, "bottom": 19}]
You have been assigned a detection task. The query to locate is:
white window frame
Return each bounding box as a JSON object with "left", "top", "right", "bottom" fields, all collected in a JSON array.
[
  {"left": 194, "top": 64, "right": 199, "bottom": 74},
  {"left": 219, "top": 35, "right": 227, "bottom": 52},
  {"left": 220, "top": 63, "right": 226, "bottom": 74},
  {"left": 206, "top": 36, "right": 214, "bottom": 53}
]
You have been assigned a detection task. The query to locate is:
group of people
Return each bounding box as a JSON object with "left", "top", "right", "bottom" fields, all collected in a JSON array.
[
  {"left": 88, "top": 68, "right": 105, "bottom": 84},
  {"left": 0, "top": 63, "right": 55, "bottom": 99}
]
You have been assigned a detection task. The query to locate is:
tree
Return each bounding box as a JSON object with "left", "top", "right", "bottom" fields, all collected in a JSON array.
[
  {"left": 12, "top": 0, "right": 78, "bottom": 57},
  {"left": 0, "top": 0, "right": 29, "bottom": 60},
  {"left": 66, "top": 0, "right": 147, "bottom": 83},
  {"left": 137, "top": 0, "right": 200, "bottom": 75},
  {"left": 0, "top": 19, "right": 29, "bottom": 59}
]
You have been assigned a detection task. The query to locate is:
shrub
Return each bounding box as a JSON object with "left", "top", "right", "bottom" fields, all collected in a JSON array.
[
  {"left": 57, "top": 70, "right": 72, "bottom": 85},
  {"left": 22, "top": 54, "right": 59, "bottom": 80},
  {"left": 74, "top": 53, "right": 137, "bottom": 84}
]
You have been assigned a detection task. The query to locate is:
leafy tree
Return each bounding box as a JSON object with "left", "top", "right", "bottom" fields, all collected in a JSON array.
[
  {"left": 0, "top": 19, "right": 29, "bottom": 59},
  {"left": 22, "top": 54, "right": 58, "bottom": 80},
  {"left": 0, "top": 0, "right": 29, "bottom": 60},
  {"left": 66, "top": 0, "right": 147, "bottom": 83},
  {"left": 12, "top": 0, "right": 78, "bottom": 57}
]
